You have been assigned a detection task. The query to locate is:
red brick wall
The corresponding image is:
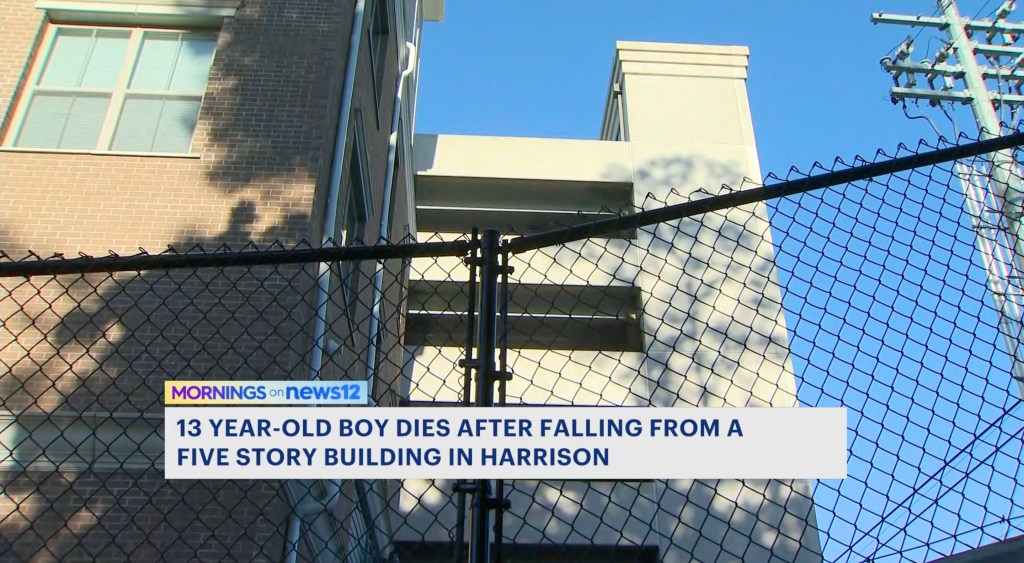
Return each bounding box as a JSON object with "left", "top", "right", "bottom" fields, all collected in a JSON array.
[
  {"left": 0, "top": 470, "right": 289, "bottom": 562},
  {"left": 0, "top": 265, "right": 314, "bottom": 415},
  {"left": 0, "top": 0, "right": 362, "bottom": 256},
  {"left": 0, "top": 0, "right": 381, "bottom": 411},
  {"left": 0, "top": 0, "right": 410, "bottom": 560}
]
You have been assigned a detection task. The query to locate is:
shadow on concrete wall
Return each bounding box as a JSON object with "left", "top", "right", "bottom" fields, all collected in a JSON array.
[{"left": 392, "top": 154, "right": 822, "bottom": 563}]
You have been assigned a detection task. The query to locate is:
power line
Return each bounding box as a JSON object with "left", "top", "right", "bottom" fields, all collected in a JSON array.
[
  {"left": 867, "top": 403, "right": 1024, "bottom": 561},
  {"left": 883, "top": 6, "right": 941, "bottom": 58},
  {"left": 835, "top": 399, "right": 1023, "bottom": 561},
  {"left": 970, "top": 0, "right": 995, "bottom": 20}
]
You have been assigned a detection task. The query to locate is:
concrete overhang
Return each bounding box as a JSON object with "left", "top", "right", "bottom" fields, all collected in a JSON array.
[
  {"left": 414, "top": 134, "right": 632, "bottom": 184},
  {"left": 413, "top": 134, "right": 633, "bottom": 233},
  {"left": 36, "top": 0, "right": 242, "bottom": 26}
]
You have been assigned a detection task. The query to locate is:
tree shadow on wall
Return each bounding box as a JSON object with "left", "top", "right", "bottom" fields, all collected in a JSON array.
[
  {"left": 198, "top": 0, "right": 349, "bottom": 192},
  {"left": 0, "top": 204, "right": 328, "bottom": 562},
  {"left": 2, "top": 0, "right": 382, "bottom": 558}
]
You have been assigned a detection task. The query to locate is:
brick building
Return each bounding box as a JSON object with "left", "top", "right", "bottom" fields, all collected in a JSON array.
[{"left": 1, "top": 0, "right": 439, "bottom": 560}]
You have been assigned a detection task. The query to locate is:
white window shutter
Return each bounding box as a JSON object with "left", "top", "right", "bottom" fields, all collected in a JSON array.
[
  {"left": 169, "top": 36, "right": 216, "bottom": 91},
  {"left": 152, "top": 98, "right": 201, "bottom": 153},
  {"left": 60, "top": 95, "right": 109, "bottom": 149},
  {"left": 111, "top": 96, "right": 162, "bottom": 152},
  {"left": 16, "top": 94, "right": 73, "bottom": 148},
  {"left": 38, "top": 29, "right": 91, "bottom": 87},
  {"left": 12, "top": 25, "right": 215, "bottom": 153},
  {"left": 130, "top": 33, "right": 179, "bottom": 90},
  {"left": 80, "top": 31, "right": 130, "bottom": 88}
]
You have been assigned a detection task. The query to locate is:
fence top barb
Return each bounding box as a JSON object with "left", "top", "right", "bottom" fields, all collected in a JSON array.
[
  {"left": 0, "top": 239, "right": 472, "bottom": 278},
  {"left": 3, "top": 130, "right": 1022, "bottom": 277},
  {"left": 507, "top": 130, "right": 1024, "bottom": 254}
]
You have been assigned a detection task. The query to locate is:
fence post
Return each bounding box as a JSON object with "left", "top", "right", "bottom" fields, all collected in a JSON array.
[
  {"left": 453, "top": 229, "right": 479, "bottom": 563},
  {"left": 469, "top": 229, "right": 501, "bottom": 563},
  {"left": 492, "top": 240, "right": 512, "bottom": 562}
]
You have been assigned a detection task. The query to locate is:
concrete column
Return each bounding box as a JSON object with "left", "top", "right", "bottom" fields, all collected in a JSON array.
[{"left": 613, "top": 41, "right": 823, "bottom": 563}]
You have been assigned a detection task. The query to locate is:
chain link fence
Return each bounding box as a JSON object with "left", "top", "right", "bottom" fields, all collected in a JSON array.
[{"left": 2, "top": 130, "right": 1024, "bottom": 562}]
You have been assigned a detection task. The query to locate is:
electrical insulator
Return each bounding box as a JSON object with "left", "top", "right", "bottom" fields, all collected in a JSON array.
[
  {"left": 881, "top": 56, "right": 904, "bottom": 84},
  {"left": 897, "top": 36, "right": 914, "bottom": 61},
  {"left": 997, "top": 0, "right": 1016, "bottom": 21}
]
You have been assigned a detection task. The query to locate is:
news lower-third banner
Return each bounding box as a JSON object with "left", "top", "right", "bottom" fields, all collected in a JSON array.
[{"left": 164, "top": 406, "right": 847, "bottom": 480}]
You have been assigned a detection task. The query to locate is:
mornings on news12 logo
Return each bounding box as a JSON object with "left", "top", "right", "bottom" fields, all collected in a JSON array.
[{"left": 164, "top": 381, "right": 369, "bottom": 405}]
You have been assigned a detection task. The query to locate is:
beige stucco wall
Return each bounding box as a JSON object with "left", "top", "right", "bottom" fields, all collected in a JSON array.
[{"left": 398, "top": 42, "right": 822, "bottom": 563}]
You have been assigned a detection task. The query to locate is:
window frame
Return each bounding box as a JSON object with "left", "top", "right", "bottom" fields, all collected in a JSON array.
[
  {"left": 367, "top": 0, "right": 391, "bottom": 112},
  {"left": 3, "top": 22, "right": 217, "bottom": 157},
  {"left": 340, "top": 111, "right": 372, "bottom": 316},
  {"left": 342, "top": 115, "right": 371, "bottom": 248}
]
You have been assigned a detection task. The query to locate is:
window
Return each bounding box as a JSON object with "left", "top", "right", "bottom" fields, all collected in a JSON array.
[
  {"left": 367, "top": 0, "right": 390, "bottom": 98},
  {"left": 343, "top": 145, "right": 369, "bottom": 247},
  {"left": 341, "top": 175, "right": 368, "bottom": 313},
  {"left": 341, "top": 116, "right": 370, "bottom": 314},
  {"left": 10, "top": 25, "right": 216, "bottom": 154}
]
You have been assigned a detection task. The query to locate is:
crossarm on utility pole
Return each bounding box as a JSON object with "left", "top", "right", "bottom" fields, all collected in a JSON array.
[
  {"left": 872, "top": 11, "right": 1024, "bottom": 34},
  {"left": 875, "top": 0, "right": 1024, "bottom": 399}
]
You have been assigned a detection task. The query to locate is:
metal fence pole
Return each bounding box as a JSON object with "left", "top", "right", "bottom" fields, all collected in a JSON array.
[
  {"left": 492, "top": 241, "right": 512, "bottom": 563},
  {"left": 469, "top": 229, "right": 500, "bottom": 563},
  {"left": 453, "top": 229, "right": 479, "bottom": 563}
]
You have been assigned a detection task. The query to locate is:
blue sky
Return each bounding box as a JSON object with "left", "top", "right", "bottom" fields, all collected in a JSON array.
[
  {"left": 414, "top": 2, "right": 1024, "bottom": 561},
  {"left": 415, "top": 0, "right": 1004, "bottom": 177}
]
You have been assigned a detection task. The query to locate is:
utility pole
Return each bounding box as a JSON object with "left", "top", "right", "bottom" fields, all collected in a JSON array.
[{"left": 873, "top": 0, "right": 1024, "bottom": 395}]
